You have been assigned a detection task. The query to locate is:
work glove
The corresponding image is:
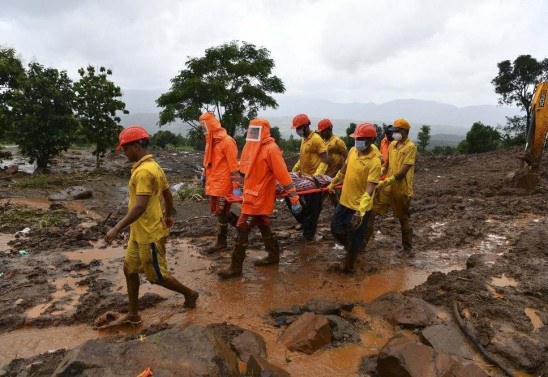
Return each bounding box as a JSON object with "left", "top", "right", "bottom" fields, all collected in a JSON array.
[
  {"left": 314, "top": 161, "right": 328, "bottom": 176},
  {"left": 232, "top": 187, "right": 242, "bottom": 196},
  {"left": 351, "top": 211, "right": 363, "bottom": 230},
  {"left": 292, "top": 160, "right": 301, "bottom": 173},
  {"left": 200, "top": 174, "right": 205, "bottom": 187},
  {"left": 357, "top": 192, "right": 373, "bottom": 217},
  {"left": 328, "top": 171, "right": 345, "bottom": 193},
  {"left": 291, "top": 202, "right": 303, "bottom": 216},
  {"left": 377, "top": 175, "right": 395, "bottom": 190}
]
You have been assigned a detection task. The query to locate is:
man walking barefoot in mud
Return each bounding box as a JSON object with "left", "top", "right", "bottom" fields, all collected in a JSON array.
[
  {"left": 100, "top": 126, "right": 199, "bottom": 328},
  {"left": 364, "top": 118, "right": 417, "bottom": 255}
]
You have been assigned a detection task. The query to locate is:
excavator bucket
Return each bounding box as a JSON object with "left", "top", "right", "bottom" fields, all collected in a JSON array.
[{"left": 511, "top": 82, "right": 548, "bottom": 190}]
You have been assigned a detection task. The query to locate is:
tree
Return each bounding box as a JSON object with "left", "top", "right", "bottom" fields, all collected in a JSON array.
[
  {"left": 0, "top": 47, "right": 26, "bottom": 140},
  {"left": 492, "top": 55, "right": 548, "bottom": 138},
  {"left": 270, "top": 126, "right": 282, "bottom": 142},
  {"left": 344, "top": 122, "right": 357, "bottom": 149},
  {"left": 150, "top": 130, "right": 184, "bottom": 149},
  {"left": 157, "top": 41, "right": 285, "bottom": 136},
  {"left": 457, "top": 122, "right": 500, "bottom": 154},
  {"left": 417, "top": 124, "right": 431, "bottom": 152},
  {"left": 11, "top": 62, "right": 78, "bottom": 169},
  {"left": 498, "top": 115, "right": 527, "bottom": 147},
  {"left": 74, "top": 66, "right": 128, "bottom": 167}
]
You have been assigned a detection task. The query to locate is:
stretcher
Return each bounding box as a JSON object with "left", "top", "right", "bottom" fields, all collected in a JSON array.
[{"left": 225, "top": 185, "right": 342, "bottom": 203}]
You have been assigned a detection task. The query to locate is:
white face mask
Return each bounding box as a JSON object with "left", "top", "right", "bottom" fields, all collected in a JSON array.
[
  {"left": 392, "top": 132, "right": 403, "bottom": 141},
  {"left": 246, "top": 125, "right": 262, "bottom": 142},
  {"left": 296, "top": 128, "right": 305, "bottom": 137}
]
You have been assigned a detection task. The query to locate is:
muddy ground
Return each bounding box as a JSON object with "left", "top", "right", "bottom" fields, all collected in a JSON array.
[{"left": 0, "top": 146, "right": 546, "bottom": 376}]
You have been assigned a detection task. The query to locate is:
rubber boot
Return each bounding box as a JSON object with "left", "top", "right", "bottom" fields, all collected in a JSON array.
[
  {"left": 399, "top": 218, "right": 413, "bottom": 255},
  {"left": 342, "top": 250, "right": 358, "bottom": 273},
  {"left": 254, "top": 225, "right": 280, "bottom": 266},
  {"left": 228, "top": 212, "right": 239, "bottom": 227},
  {"left": 362, "top": 212, "right": 377, "bottom": 251},
  {"left": 218, "top": 229, "right": 249, "bottom": 279},
  {"left": 206, "top": 219, "right": 229, "bottom": 254}
]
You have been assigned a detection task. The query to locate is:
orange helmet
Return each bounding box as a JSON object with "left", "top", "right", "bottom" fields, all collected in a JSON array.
[
  {"left": 116, "top": 126, "right": 150, "bottom": 150},
  {"left": 317, "top": 119, "right": 333, "bottom": 132},
  {"left": 350, "top": 123, "right": 377, "bottom": 138},
  {"left": 292, "top": 113, "right": 311, "bottom": 129}
]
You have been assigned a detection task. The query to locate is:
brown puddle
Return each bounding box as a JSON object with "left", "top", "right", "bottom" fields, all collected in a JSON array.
[
  {"left": 491, "top": 273, "right": 518, "bottom": 287},
  {"left": 0, "top": 197, "right": 102, "bottom": 221},
  {"left": 524, "top": 308, "right": 544, "bottom": 331}
]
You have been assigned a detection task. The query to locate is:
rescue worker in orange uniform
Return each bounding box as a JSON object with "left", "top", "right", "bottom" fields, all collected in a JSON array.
[
  {"left": 199, "top": 112, "right": 241, "bottom": 254},
  {"left": 328, "top": 123, "right": 381, "bottom": 273},
  {"left": 218, "top": 119, "right": 302, "bottom": 279},
  {"left": 102, "top": 126, "right": 198, "bottom": 327},
  {"left": 364, "top": 118, "right": 416, "bottom": 255},
  {"left": 318, "top": 118, "right": 348, "bottom": 207},
  {"left": 289, "top": 113, "right": 329, "bottom": 241},
  {"left": 379, "top": 127, "right": 394, "bottom": 180}
]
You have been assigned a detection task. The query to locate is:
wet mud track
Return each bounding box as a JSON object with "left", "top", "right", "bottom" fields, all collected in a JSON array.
[{"left": 0, "top": 147, "right": 547, "bottom": 376}]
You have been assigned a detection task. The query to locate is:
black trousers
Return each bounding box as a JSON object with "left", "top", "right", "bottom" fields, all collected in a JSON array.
[
  {"left": 285, "top": 192, "right": 323, "bottom": 240},
  {"left": 330, "top": 203, "right": 370, "bottom": 254}
]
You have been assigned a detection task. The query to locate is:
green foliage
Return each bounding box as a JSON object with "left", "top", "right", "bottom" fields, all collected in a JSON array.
[
  {"left": 270, "top": 126, "right": 282, "bottom": 142},
  {"left": 175, "top": 177, "right": 205, "bottom": 201},
  {"left": 278, "top": 134, "right": 300, "bottom": 153},
  {"left": 0, "top": 204, "right": 65, "bottom": 231},
  {"left": 157, "top": 41, "right": 285, "bottom": 136},
  {"left": 498, "top": 115, "right": 527, "bottom": 147},
  {"left": 186, "top": 126, "right": 205, "bottom": 151},
  {"left": 74, "top": 66, "right": 128, "bottom": 167},
  {"left": 0, "top": 46, "right": 26, "bottom": 140},
  {"left": 417, "top": 124, "right": 431, "bottom": 152},
  {"left": 11, "top": 62, "right": 78, "bottom": 169},
  {"left": 429, "top": 146, "right": 458, "bottom": 155},
  {"left": 492, "top": 55, "right": 548, "bottom": 136},
  {"left": 150, "top": 130, "right": 185, "bottom": 149},
  {"left": 343, "top": 122, "right": 357, "bottom": 149},
  {"left": 457, "top": 122, "right": 500, "bottom": 154}
]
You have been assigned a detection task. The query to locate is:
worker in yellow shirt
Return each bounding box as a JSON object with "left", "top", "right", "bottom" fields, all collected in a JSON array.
[
  {"left": 318, "top": 118, "right": 348, "bottom": 207},
  {"left": 364, "top": 118, "right": 416, "bottom": 255},
  {"left": 290, "top": 113, "right": 329, "bottom": 241},
  {"left": 328, "top": 123, "right": 381, "bottom": 273},
  {"left": 101, "top": 126, "right": 199, "bottom": 328}
]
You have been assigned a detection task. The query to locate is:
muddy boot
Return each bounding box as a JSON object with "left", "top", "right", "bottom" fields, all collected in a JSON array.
[
  {"left": 362, "top": 212, "right": 377, "bottom": 251},
  {"left": 227, "top": 212, "right": 239, "bottom": 227},
  {"left": 254, "top": 225, "right": 280, "bottom": 266},
  {"left": 206, "top": 218, "right": 229, "bottom": 254},
  {"left": 341, "top": 250, "right": 358, "bottom": 273},
  {"left": 218, "top": 229, "right": 249, "bottom": 279},
  {"left": 399, "top": 218, "right": 413, "bottom": 255}
]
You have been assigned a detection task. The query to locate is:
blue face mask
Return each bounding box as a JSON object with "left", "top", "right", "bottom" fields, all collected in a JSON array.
[
  {"left": 296, "top": 129, "right": 305, "bottom": 137},
  {"left": 355, "top": 140, "right": 368, "bottom": 151}
]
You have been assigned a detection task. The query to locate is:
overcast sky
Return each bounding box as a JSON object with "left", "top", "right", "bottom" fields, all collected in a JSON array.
[{"left": 1, "top": 0, "right": 546, "bottom": 107}]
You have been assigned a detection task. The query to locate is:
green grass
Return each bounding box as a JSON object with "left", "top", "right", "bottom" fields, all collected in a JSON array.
[
  {"left": 174, "top": 145, "right": 195, "bottom": 151},
  {"left": 0, "top": 205, "right": 65, "bottom": 231},
  {"left": 16, "top": 175, "right": 69, "bottom": 189},
  {"left": 175, "top": 178, "right": 205, "bottom": 201}
]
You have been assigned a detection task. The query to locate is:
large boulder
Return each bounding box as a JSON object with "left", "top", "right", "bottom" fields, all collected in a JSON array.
[
  {"left": 326, "top": 315, "right": 361, "bottom": 344},
  {"left": 230, "top": 330, "right": 267, "bottom": 363},
  {"left": 49, "top": 186, "right": 92, "bottom": 201},
  {"left": 377, "top": 332, "right": 488, "bottom": 377},
  {"left": 420, "top": 324, "right": 475, "bottom": 359},
  {"left": 281, "top": 312, "right": 331, "bottom": 354},
  {"left": 247, "top": 355, "right": 290, "bottom": 377},
  {"left": 305, "top": 299, "right": 354, "bottom": 315},
  {"left": 53, "top": 325, "right": 239, "bottom": 376}
]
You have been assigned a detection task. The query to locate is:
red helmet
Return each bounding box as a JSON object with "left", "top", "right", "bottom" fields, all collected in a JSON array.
[
  {"left": 350, "top": 123, "right": 377, "bottom": 138},
  {"left": 317, "top": 119, "right": 333, "bottom": 132},
  {"left": 292, "top": 113, "right": 311, "bottom": 129},
  {"left": 116, "top": 126, "right": 150, "bottom": 150}
]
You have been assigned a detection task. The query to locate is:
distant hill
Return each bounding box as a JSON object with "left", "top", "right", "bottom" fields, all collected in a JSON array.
[{"left": 120, "top": 89, "right": 520, "bottom": 145}]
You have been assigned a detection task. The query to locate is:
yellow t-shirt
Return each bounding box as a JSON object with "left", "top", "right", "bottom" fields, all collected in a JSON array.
[
  {"left": 340, "top": 147, "right": 382, "bottom": 211},
  {"left": 325, "top": 135, "right": 348, "bottom": 177},
  {"left": 298, "top": 132, "right": 328, "bottom": 176},
  {"left": 387, "top": 138, "right": 417, "bottom": 197},
  {"left": 129, "top": 154, "right": 169, "bottom": 244}
]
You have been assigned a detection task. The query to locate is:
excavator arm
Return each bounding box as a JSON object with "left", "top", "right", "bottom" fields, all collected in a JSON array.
[{"left": 513, "top": 82, "right": 548, "bottom": 190}]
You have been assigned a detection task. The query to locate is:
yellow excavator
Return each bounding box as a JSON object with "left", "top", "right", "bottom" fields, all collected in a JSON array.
[{"left": 510, "top": 81, "right": 548, "bottom": 190}]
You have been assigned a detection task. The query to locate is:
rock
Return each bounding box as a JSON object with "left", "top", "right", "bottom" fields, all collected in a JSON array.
[
  {"left": 3, "top": 165, "right": 18, "bottom": 175},
  {"left": 377, "top": 332, "right": 488, "bottom": 377},
  {"left": 420, "top": 324, "right": 475, "bottom": 359},
  {"left": 357, "top": 356, "right": 377, "bottom": 376},
  {"left": 326, "top": 315, "right": 361, "bottom": 344},
  {"left": 247, "top": 354, "right": 290, "bottom": 377},
  {"left": 281, "top": 312, "right": 331, "bottom": 354},
  {"left": 305, "top": 298, "right": 354, "bottom": 315},
  {"left": 49, "top": 186, "right": 92, "bottom": 201},
  {"left": 269, "top": 305, "right": 302, "bottom": 318},
  {"left": 230, "top": 330, "right": 267, "bottom": 363},
  {"left": 53, "top": 325, "right": 239, "bottom": 376},
  {"left": 364, "top": 292, "right": 449, "bottom": 329},
  {"left": 273, "top": 315, "right": 300, "bottom": 327}
]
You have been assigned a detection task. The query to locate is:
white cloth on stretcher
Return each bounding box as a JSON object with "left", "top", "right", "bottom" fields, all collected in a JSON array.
[{"left": 275, "top": 173, "right": 332, "bottom": 195}]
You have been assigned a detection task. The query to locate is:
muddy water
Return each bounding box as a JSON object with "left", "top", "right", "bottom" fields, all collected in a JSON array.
[{"left": 0, "top": 197, "right": 102, "bottom": 221}]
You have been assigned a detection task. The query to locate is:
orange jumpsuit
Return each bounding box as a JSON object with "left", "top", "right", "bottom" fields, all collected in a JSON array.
[{"left": 379, "top": 136, "right": 390, "bottom": 181}]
